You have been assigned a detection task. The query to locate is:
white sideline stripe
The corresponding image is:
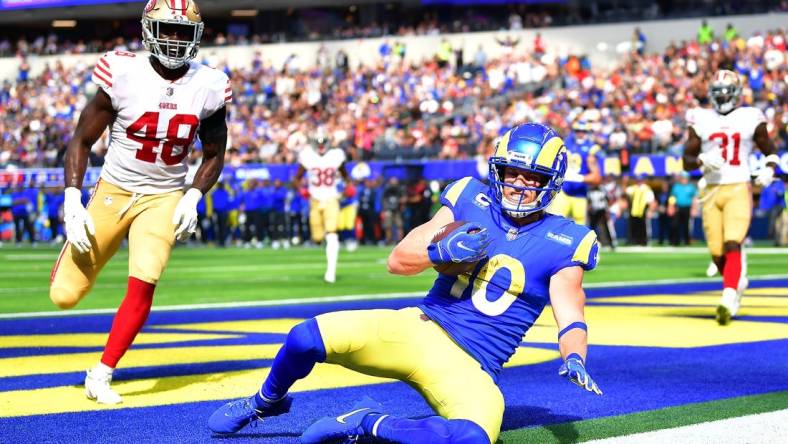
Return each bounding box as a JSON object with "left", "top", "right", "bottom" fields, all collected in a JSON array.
[
  {"left": 585, "top": 408, "right": 788, "bottom": 444},
  {"left": 2, "top": 274, "right": 788, "bottom": 320}
]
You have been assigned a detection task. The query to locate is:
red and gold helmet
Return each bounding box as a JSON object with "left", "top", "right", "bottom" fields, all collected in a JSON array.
[{"left": 141, "top": 0, "right": 204, "bottom": 69}]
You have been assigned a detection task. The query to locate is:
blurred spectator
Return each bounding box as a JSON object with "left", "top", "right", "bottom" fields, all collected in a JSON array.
[
  {"left": 670, "top": 173, "right": 697, "bottom": 245},
  {"left": 655, "top": 179, "right": 677, "bottom": 245},
  {"left": 382, "top": 177, "right": 405, "bottom": 245},
  {"left": 697, "top": 20, "right": 714, "bottom": 44},
  {"left": 587, "top": 184, "right": 615, "bottom": 249},
  {"left": 759, "top": 175, "right": 786, "bottom": 246},
  {"left": 269, "top": 179, "right": 289, "bottom": 249},
  {"left": 724, "top": 23, "right": 739, "bottom": 42},
  {"left": 11, "top": 186, "right": 37, "bottom": 244},
  {"left": 45, "top": 186, "right": 64, "bottom": 243},
  {"left": 358, "top": 176, "right": 381, "bottom": 245},
  {"left": 212, "top": 182, "right": 232, "bottom": 247},
  {"left": 625, "top": 176, "right": 655, "bottom": 246}
]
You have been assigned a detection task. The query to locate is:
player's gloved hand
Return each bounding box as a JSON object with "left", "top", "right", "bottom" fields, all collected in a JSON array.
[
  {"left": 63, "top": 187, "right": 95, "bottom": 254},
  {"left": 172, "top": 188, "right": 202, "bottom": 241},
  {"left": 563, "top": 169, "right": 585, "bottom": 183},
  {"left": 299, "top": 187, "right": 310, "bottom": 199},
  {"left": 343, "top": 183, "right": 356, "bottom": 198},
  {"left": 754, "top": 166, "right": 775, "bottom": 187},
  {"left": 428, "top": 223, "right": 491, "bottom": 265},
  {"left": 558, "top": 353, "right": 602, "bottom": 395},
  {"left": 698, "top": 150, "right": 725, "bottom": 171}
]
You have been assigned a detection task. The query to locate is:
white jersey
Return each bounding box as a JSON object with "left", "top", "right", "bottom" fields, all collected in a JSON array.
[
  {"left": 298, "top": 147, "right": 346, "bottom": 202},
  {"left": 686, "top": 106, "right": 766, "bottom": 185},
  {"left": 91, "top": 50, "right": 230, "bottom": 194}
]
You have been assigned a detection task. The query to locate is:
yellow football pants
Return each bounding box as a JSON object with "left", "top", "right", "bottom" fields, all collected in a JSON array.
[
  {"left": 549, "top": 191, "right": 588, "bottom": 225},
  {"left": 701, "top": 182, "right": 752, "bottom": 257},
  {"left": 50, "top": 179, "right": 181, "bottom": 309},
  {"left": 316, "top": 307, "right": 504, "bottom": 443},
  {"left": 338, "top": 204, "right": 358, "bottom": 232}
]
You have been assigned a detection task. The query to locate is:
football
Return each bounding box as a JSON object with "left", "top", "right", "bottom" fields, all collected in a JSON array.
[{"left": 431, "top": 220, "right": 481, "bottom": 276}]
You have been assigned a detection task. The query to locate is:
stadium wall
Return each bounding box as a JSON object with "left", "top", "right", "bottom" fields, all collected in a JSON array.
[{"left": 1, "top": 12, "right": 785, "bottom": 81}]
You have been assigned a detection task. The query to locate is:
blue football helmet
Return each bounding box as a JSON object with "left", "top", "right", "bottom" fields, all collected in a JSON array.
[{"left": 488, "top": 122, "right": 567, "bottom": 218}]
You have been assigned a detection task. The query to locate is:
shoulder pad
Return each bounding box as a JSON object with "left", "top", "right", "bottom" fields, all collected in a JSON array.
[{"left": 439, "top": 177, "right": 484, "bottom": 211}]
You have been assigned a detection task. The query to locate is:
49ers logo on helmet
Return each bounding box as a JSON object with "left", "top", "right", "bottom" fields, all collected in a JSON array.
[{"left": 144, "top": 0, "right": 156, "bottom": 13}]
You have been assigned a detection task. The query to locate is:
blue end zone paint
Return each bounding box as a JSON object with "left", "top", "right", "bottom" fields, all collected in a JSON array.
[
  {"left": 2, "top": 278, "right": 787, "bottom": 443},
  {"left": 3, "top": 338, "right": 787, "bottom": 444}
]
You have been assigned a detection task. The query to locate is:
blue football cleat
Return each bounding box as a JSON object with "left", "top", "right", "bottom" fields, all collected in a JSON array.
[
  {"left": 208, "top": 394, "right": 292, "bottom": 434},
  {"left": 300, "top": 396, "right": 384, "bottom": 444}
]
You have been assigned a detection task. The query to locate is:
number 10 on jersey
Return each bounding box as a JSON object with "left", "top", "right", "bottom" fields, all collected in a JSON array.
[{"left": 127, "top": 112, "right": 200, "bottom": 165}]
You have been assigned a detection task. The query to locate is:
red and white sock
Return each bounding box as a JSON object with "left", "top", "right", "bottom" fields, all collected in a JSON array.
[{"left": 100, "top": 277, "right": 155, "bottom": 368}]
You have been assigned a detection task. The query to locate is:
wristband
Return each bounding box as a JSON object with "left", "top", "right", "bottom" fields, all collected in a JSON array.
[{"left": 558, "top": 321, "right": 587, "bottom": 340}]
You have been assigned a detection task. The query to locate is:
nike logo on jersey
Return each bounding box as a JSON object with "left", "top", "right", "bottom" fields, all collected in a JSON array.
[{"left": 336, "top": 408, "right": 371, "bottom": 424}]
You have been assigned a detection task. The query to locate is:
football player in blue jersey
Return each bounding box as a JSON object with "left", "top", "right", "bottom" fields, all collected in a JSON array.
[
  {"left": 208, "top": 122, "right": 602, "bottom": 444},
  {"left": 548, "top": 120, "right": 602, "bottom": 225}
]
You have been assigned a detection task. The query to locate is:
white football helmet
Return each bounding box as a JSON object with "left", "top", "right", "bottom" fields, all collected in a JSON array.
[
  {"left": 708, "top": 70, "right": 742, "bottom": 115},
  {"left": 141, "top": 0, "right": 204, "bottom": 69}
]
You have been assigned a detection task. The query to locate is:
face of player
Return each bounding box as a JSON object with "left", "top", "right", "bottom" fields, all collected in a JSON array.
[
  {"left": 158, "top": 23, "right": 195, "bottom": 59},
  {"left": 501, "top": 167, "right": 548, "bottom": 206}
]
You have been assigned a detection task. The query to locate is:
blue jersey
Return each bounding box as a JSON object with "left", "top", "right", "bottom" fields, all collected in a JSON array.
[
  {"left": 562, "top": 134, "right": 601, "bottom": 198},
  {"left": 420, "top": 177, "right": 599, "bottom": 382}
]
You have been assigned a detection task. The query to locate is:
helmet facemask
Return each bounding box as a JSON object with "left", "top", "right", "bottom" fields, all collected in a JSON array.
[
  {"left": 142, "top": 19, "right": 203, "bottom": 69},
  {"left": 488, "top": 161, "right": 564, "bottom": 219}
]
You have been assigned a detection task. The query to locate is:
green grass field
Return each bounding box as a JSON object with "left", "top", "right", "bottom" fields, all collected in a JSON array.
[{"left": 1, "top": 244, "right": 786, "bottom": 314}]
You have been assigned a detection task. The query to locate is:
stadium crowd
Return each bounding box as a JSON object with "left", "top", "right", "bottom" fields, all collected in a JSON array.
[
  {"left": 2, "top": 24, "right": 787, "bottom": 171},
  {"left": 0, "top": 22, "right": 787, "bottom": 247}
]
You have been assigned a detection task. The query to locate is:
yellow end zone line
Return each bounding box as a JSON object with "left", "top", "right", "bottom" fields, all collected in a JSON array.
[
  {"left": 3, "top": 275, "right": 788, "bottom": 320},
  {"left": 0, "top": 347, "right": 561, "bottom": 418}
]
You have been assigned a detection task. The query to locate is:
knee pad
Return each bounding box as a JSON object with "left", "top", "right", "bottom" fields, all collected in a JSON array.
[
  {"left": 286, "top": 318, "right": 327, "bottom": 362},
  {"left": 49, "top": 286, "right": 82, "bottom": 310}
]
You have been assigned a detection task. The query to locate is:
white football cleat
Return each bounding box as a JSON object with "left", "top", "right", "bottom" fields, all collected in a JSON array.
[
  {"left": 716, "top": 287, "right": 740, "bottom": 326},
  {"left": 85, "top": 368, "right": 122, "bottom": 404},
  {"left": 705, "top": 261, "right": 718, "bottom": 277},
  {"left": 323, "top": 270, "right": 336, "bottom": 284}
]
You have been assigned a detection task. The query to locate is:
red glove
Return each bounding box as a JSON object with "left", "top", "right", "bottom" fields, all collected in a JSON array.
[
  {"left": 299, "top": 188, "right": 310, "bottom": 199},
  {"left": 343, "top": 183, "right": 356, "bottom": 198}
]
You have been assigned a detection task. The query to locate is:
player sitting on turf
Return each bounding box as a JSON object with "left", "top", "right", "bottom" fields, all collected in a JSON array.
[{"left": 208, "top": 122, "right": 602, "bottom": 443}]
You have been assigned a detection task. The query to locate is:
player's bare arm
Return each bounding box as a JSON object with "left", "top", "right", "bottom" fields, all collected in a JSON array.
[
  {"left": 549, "top": 266, "right": 588, "bottom": 361},
  {"left": 171, "top": 106, "right": 227, "bottom": 240},
  {"left": 387, "top": 206, "right": 454, "bottom": 276},
  {"left": 190, "top": 106, "right": 227, "bottom": 194},
  {"left": 550, "top": 265, "right": 602, "bottom": 395},
  {"left": 584, "top": 154, "right": 602, "bottom": 186},
  {"left": 682, "top": 127, "right": 703, "bottom": 171},
  {"left": 753, "top": 122, "right": 780, "bottom": 186},
  {"left": 64, "top": 89, "right": 116, "bottom": 188},
  {"left": 293, "top": 164, "right": 306, "bottom": 188}
]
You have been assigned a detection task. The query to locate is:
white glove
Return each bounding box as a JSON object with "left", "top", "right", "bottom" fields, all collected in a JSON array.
[
  {"left": 698, "top": 150, "right": 725, "bottom": 171},
  {"left": 563, "top": 169, "right": 585, "bottom": 183},
  {"left": 172, "top": 188, "right": 203, "bottom": 241},
  {"left": 755, "top": 166, "right": 775, "bottom": 187},
  {"left": 63, "top": 187, "right": 95, "bottom": 254}
]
